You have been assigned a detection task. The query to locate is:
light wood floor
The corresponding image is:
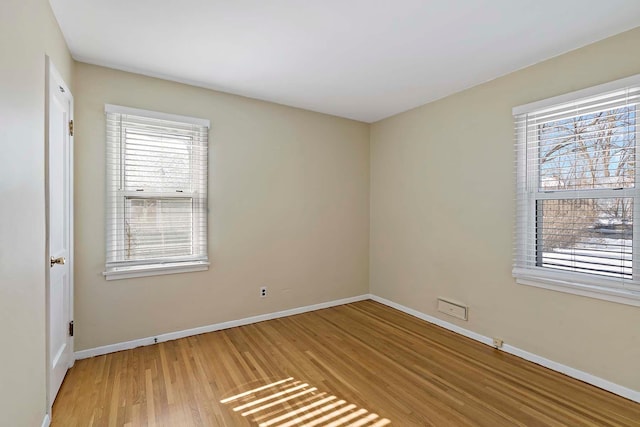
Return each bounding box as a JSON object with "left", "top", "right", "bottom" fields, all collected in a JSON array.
[{"left": 52, "top": 300, "right": 640, "bottom": 426}]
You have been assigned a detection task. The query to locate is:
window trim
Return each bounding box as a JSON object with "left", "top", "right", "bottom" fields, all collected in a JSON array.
[
  {"left": 515, "top": 270, "right": 640, "bottom": 307},
  {"left": 513, "top": 74, "right": 640, "bottom": 116},
  {"left": 104, "top": 260, "right": 210, "bottom": 281},
  {"left": 513, "top": 73, "right": 640, "bottom": 306},
  {"left": 104, "top": 104, "right": 210, "bottom": 127},
  {"left": 103, "top": 104, "right": 210, "bottom": 280}
]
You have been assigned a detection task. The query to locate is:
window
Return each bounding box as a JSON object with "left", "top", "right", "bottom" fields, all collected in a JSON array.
[
  {"left": 513, "top": 75, "right": 640, "bottom": 306},
  {"left": 104, "top": 105, "right": 209, "bottom": 280}
]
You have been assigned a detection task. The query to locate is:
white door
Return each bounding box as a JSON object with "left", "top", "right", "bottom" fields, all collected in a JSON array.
[{"left": 47, "top": 57, "right": 74, "bottom": 405}]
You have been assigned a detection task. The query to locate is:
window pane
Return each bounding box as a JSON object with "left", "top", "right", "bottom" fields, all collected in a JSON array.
[
  {"left": 125, "top": 198, "right": 193, "bottom": 260},
  {"left": 538, "top": 107, "right": 635, "bottom": 190},
  {"left": 124, "top": 128, "right": 193, "bottom": 191},
  {"left": 536, "top": 198, "right": 632, "bottom": 279}
]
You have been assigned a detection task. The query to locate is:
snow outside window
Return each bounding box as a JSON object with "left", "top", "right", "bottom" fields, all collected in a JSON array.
[{"left": 513, "top": 76, "right": 640, "bottom": 306}]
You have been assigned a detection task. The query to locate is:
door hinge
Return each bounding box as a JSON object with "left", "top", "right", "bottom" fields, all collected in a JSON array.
[
  {"left": 69, "top": 119, "right": 74, "bottom": 136},
  {"left": 69, "top": 320, "right": 74, "bottom": 337}
]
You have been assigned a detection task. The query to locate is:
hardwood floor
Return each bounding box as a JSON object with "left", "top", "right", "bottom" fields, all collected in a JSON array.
[{"left": 52, "top": 300, "right": 640, "bottom": 426}]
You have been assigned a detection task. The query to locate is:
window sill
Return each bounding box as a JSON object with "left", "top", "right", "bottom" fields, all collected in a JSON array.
[
  {"left": 103, "top": 261, "right": 209, "bottom": 281},
  {"left": 514, "top": 271, "right": 640, "bottom": 307}
]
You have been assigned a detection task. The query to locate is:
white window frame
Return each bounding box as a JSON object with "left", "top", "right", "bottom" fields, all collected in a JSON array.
[
  {"left": 513, "top": 74, "right": 640, "bottom": 307},
  {"left": 103, "top": 105, "right": 210, "bottom": 280}
]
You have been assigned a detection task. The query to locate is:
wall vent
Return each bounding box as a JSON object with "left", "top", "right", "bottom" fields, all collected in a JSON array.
[{"left": 437, "top": 298, "right": 468, "bottom": 321}]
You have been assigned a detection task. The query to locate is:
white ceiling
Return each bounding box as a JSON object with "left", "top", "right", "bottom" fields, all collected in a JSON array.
[{"left": 49, "top": 0, "right": 640, "bottom": 123}]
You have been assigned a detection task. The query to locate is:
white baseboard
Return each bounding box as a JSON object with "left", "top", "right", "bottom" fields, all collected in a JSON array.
[
  {"left": 73, "top": 292, "right": 639, "bottom": 404},
  {"left": 74, "top": 294, "right": 370, "bottom": 360},
  {"left": 41, "top": 414, "right": 51, "bottom": 427},
  {"left": 501, "top": 344, "right": 640, "bottom": 403},
  {"left": 369, "top": 295, "right": 495, "bottom": 347},
  {"left": 369, "top": 294, "right": 640, "bottom": 403}
]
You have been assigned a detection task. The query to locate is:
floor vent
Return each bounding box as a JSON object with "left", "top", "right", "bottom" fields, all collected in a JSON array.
[{"left": 437, "top": 298, "right": 468, "bottom": 321}]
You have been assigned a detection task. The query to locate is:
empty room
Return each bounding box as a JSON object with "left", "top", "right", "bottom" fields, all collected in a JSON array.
[{"left": 2, "top": 0, "right": 640, "bottom": 426}]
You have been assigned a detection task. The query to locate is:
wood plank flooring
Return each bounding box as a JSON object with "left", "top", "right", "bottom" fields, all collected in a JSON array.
[{"left": 51, "top": 300, "right": 640, "bottom": 426}]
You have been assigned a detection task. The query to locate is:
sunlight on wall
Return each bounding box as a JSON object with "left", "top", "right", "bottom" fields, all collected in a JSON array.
[{"left": 221, "top": 377, "right": 391, "bottom": 426}]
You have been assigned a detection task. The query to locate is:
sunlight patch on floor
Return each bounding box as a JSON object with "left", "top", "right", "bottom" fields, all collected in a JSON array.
[{"left": 221, "top": 378, "right": 391, "bottom": 426}]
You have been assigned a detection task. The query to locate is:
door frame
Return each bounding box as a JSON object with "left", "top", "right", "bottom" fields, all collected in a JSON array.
[{"left": 45, "top": 55, "right": 75, "bottom": 414}]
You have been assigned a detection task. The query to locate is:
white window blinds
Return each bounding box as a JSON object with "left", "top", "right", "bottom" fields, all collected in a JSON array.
[
  {"left": 513, "top": 77, "right": 640, "bottom": 302},
  {"left": 104, "top": 105, "right": 209, "bottom": 279}
]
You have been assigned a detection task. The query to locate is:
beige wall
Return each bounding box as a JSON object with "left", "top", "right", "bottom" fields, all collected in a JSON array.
[
  {"left": 1, "top": 7, "right": 636, "bottom": 425},
  {"left": 0, "top": 0, "right": 73, "bottom": 425},
  {"left": 370, "top": 27, "right": 640, "bottom": 391},
  {"left": 73, "top": 63, "right": 370, "bottom": 350}
]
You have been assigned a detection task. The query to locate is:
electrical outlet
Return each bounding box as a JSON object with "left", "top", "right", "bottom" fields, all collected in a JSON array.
[
  {"left": 493, "top": 338, "right": 503, "bottom": 348},
  {"left": 260, "top": 286, "right": 267, "bottom": 298}
]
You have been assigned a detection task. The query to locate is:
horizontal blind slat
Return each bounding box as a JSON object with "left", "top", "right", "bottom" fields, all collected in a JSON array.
[
  {"left": 105, "top": 110, "right": 208, "bottom": 268},
  {"left": 514, "top": 84, "right": 638, "bottom": 285}
]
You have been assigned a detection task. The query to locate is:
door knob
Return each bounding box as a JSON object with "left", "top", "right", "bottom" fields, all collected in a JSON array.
[{"left": 50, "top": 256, "right": 66, "bottom": 267}]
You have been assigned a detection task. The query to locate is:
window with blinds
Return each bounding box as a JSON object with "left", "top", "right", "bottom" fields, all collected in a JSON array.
[
  {"left": 104, "top": 105, "right": 209, "bottom": 280},
  {"left": 513, "top": 76, "right": 640, "bottom": 305}
]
